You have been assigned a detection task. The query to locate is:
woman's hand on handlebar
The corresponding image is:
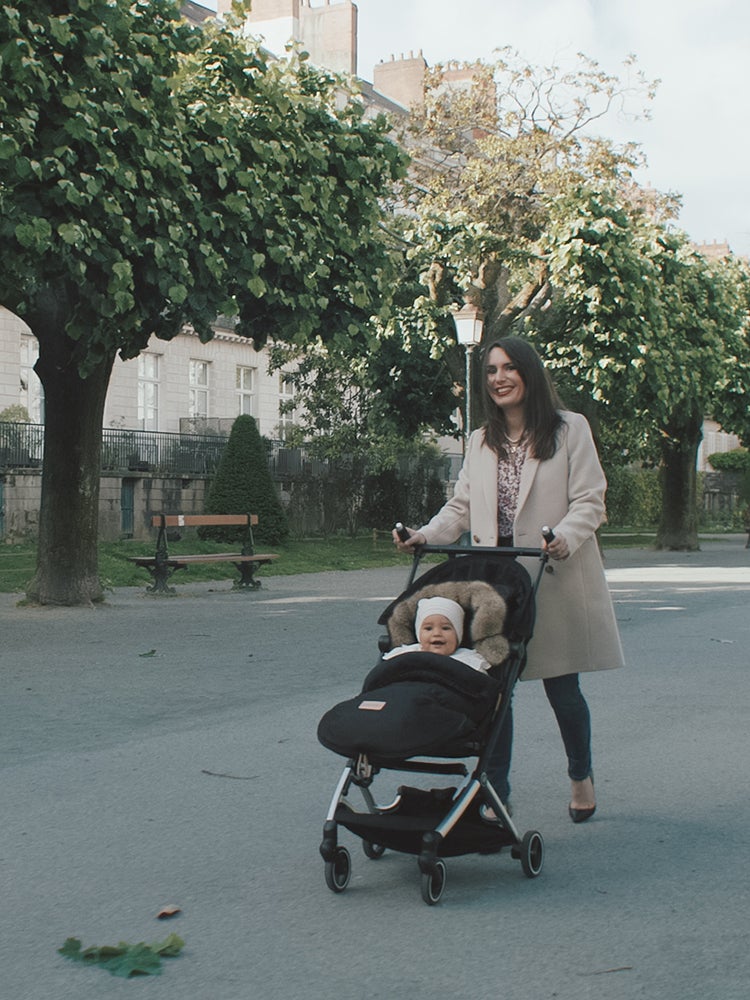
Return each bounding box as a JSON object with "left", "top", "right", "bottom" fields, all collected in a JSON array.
[
  {"left": 543, "top": 530, "right": 570, "bottom": 560},
  {"left": 392, "top": 526, "right": 426, "bottom": 551}
]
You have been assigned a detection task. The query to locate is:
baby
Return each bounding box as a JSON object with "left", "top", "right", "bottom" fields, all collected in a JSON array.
[{"left": 383, "top": 596, "right": 490, "bottom": 672}]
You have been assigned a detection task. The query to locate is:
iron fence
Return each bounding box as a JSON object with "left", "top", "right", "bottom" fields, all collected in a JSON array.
[
  {"left": 0, "top": 422, "right": 333, "bottom": 479},
  {"left": 0, "top": 422, "right": 44, "bottom": 469}
]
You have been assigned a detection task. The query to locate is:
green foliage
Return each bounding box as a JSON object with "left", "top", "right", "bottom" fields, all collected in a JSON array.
[
  {"left": 268, "top": 337, "right": 457, "bottom": 453},
  {"left": 540, "top": 192, "right": 750, "bottom": 456},
  {"left": 203, "top": 416, "right": 288, "bottom": 545},
  {"left": 707, "top": 449, "right": 750, "bottom": 473},
  {"left": 0, "top": 405, "right": 31, "bottom": 422},
  {"left": 267, "top": 338, "right": 456, "bottom": 536},
  {"left": 58, "top": 933, "right": 184, "bottom": 978},
  {"left": 707, "top": 449, "right": 750, "bottom": 518},
  {"left": 360, "top": 450, "right": 447, "bottom": 532},
  {"left": 604, "top": 466, "right": 662, "bottom": 527},
  {"left": 383, "top": 48, "right": 661, "bottom": 361},
  {"left": 0, "top": 0, "right": 407, "bottom": 368}
]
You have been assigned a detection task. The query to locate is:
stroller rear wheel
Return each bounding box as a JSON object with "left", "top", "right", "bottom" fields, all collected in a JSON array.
[
  {"left": 324, "top": 846, "right": 351, "bottom": 893},
  {"left": 420, "top": 859, "right": 447, "bottom": 905},
  {"left": 362, "top": 840, "right": 386, "bottom": 860}
]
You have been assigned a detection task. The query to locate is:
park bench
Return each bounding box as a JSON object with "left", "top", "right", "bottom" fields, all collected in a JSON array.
[{"left": 129, "top": 513, "right": 279, "bottom": 594}]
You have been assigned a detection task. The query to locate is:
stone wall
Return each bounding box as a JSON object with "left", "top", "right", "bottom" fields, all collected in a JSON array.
[{"left": 1, "top": 471, "right": 211, "bottom": 543}]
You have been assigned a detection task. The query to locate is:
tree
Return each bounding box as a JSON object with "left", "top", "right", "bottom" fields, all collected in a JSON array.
[
  {"left": 380, "top": 49, "right": 663, "bottom": 428},
  {"left": 203, "top": 415, "right": 288, "bottom": 545},
  {"left": 0, "top": 0, "right": 405, "bottom": 603},
  {"left": 268, "top": 338, "right": 456, "bottom": 534},
  {"left": 538, "top": 188, "right": 750, "bottom": 548}
]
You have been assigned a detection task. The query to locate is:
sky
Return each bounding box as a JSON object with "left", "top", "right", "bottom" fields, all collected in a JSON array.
[
  {"left": 205, "top": 1, "right": 750, "bottom": 257},
  {"left": 352, "top": 0, "right": 750, "bottom": 258}
]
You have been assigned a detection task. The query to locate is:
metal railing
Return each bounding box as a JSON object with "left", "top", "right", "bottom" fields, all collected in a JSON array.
[
  {"left": 0, "top": 422, "right": 44, "bottom": 469},
  {"left": 101, "top": 427, "right": 227, "bottom": 475},
  {"left": 0, "top": 422, "right": 333, "bottom": 479}
]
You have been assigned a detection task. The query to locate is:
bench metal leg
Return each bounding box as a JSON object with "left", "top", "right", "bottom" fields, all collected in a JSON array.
[
  {"left": 232, "top": 561, "right": 266, "bottom": 590},
  {"left": 145, "top": 563, "right": 186, "bottom": 595}
]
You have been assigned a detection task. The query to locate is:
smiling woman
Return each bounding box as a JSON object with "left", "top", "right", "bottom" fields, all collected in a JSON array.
[{"left": 393, "top": 335, "right": 624, "bottom": 821}]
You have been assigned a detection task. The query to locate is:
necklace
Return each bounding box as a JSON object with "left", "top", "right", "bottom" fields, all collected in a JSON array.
[{"left": 505, "top": 430, "right": 526, "bottom": 453}]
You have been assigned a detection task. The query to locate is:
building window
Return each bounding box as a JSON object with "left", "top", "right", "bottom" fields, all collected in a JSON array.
[
  {"left": 137, "top": 353, "right": 159, "bottom": 430},
  {"left": 278, "top": 374, "right": 296, "bottom": 441},
  {"left": 20, "top": 335, "right": 44, "bottom": 422},
  {"left": 189, "top": 359, "right": 209, "bottom": 418},
  {"left": 236, "top": 365, "right": 256, "bottom": 417}
]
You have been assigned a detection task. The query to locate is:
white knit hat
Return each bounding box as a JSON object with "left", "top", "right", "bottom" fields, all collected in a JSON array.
[{"left": 415, "top": 596, "right": 465, "bottom": 641}]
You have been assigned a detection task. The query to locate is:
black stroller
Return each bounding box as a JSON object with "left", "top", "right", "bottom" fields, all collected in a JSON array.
[{"left": 317, "top": 542, "right": 549, "bottom": 905}]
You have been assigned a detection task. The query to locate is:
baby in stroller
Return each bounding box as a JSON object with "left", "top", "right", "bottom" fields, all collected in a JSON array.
[
  {"left": 318, "top": 548, "right": 546, "bottom": 904},
  {"left": 382, "top": 595, "right": 490, "bottom": 673}
]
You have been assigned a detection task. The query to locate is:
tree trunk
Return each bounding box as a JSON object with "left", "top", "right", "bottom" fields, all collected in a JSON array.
[
  {"left": 25, "top": 293, "right": 114, "bottom": 605},
  {"left": 656, "top": 410, "right": 702, "bottom": 551}
]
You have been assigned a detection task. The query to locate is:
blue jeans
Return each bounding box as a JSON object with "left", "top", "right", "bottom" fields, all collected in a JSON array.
[{"left": 485, "top": 673, "right": 592, "bottom": 802}]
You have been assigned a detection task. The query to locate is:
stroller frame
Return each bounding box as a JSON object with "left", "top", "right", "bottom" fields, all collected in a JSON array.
[{"left": 319, "top": 543, "right": 549, "bottom": 905}]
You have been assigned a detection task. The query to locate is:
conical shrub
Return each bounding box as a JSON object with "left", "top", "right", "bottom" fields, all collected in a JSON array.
[{"left": 202, "top": 415, "right": 288, "bottom": 545}]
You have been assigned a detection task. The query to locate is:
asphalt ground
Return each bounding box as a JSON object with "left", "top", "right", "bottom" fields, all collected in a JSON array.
[{"left": 1, "top": 535, "right": 749, "bottom": 999}]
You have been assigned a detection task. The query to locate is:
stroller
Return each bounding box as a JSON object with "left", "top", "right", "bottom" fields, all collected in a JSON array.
[{"left": 317, "top": 541, "right": 549, "bottom": 905}]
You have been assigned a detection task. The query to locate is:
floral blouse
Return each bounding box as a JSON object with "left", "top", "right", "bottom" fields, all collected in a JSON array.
[{"left": 497, "top": 443, "right": 527, "bottom": 538}]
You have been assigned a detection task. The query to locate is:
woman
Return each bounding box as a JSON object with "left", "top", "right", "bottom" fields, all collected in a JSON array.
[{"left": 394, "top": 336, "right": 624, "bottom": 822}]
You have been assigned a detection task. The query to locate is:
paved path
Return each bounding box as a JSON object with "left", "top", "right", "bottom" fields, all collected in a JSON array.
[{"left": 1, "top": 537, "right": 748, "bottom": 999}]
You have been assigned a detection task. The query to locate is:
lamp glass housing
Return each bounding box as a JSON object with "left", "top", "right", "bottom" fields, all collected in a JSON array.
[{"left": 452, "top": 303, "right": 484, "bottom": 346}]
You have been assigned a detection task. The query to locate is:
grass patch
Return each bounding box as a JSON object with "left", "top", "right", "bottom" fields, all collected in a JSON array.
[
  {"left": 0, "top": 535, "right": 413, "bottom": 594},
  {"left": 4, "top": 527, "right": 736, "bottom": 595}
]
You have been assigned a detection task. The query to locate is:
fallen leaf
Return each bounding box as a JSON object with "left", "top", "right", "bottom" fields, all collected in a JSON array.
[{"left": 58, "top": 934, "right": 184, "bottom": 977}]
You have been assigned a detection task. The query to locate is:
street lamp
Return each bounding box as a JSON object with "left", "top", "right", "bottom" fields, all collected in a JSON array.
[{"left": 452, "top": 302, "right": 484, "bottom": 443}]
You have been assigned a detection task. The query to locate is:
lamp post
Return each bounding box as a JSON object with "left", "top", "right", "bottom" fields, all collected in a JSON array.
[{"left": 452, "top": 302, "right": 484, "bottom": 447}]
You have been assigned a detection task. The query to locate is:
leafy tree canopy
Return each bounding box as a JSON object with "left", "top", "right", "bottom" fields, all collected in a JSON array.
[
  {"left": 0, "top": 0, "right": 407, "bottom": 374},
  {"left": 269, "top": 332, "right": 459, "bottom": 461},
  {"left": 537, "top": 187, "right": 750, "bottom": 454}
]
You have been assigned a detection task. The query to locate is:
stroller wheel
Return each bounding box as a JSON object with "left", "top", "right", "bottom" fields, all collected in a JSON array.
[
  {"left": 420, "top": 860, "right": 447, "bottom": 906},
  {"left": 519, "top": 830, "right": 544, "bottom": 878},
  {"left": 362, "top": 840, "right": 386, "bottom": 860},
  {"left": 324, "top": 846, "right": 351, "bottom": 893}
]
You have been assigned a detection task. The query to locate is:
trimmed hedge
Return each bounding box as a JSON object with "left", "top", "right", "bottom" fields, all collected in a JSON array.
[{"left": 201, "top": 415, "right": 289, "bottom": 545}]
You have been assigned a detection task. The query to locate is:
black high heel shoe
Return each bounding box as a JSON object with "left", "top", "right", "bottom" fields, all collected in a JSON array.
[{"left": 568, "top": 773, "right": 595, "bottom": 823}]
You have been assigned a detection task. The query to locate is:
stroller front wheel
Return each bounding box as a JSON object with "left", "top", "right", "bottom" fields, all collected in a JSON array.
[
  {"left": 519, "top": 830, "right": 544, "bottom": 878},
  {"left": 324, "top": 846, "right": 352, "bottom": 893},
  {"left": 420, "top": 859, "right": 447, "bottom": 905}
]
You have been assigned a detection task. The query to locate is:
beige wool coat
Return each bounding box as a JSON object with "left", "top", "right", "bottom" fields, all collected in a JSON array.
[{"left": 419, "top": 411, "right": 625, "bottom": 680}]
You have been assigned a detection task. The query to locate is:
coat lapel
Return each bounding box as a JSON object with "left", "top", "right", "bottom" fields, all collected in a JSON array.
[
  {"left": 482, "top": 444, "right": 499, "bottom": 519},
  {"left": 516, "top": 453, "right": 539, "bottom": 520}
]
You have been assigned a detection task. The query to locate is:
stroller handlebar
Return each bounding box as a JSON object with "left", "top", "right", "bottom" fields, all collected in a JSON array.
[
  {"left": 414, "top": 543, "right": 547, "bottom": 558},
  {"left": 404, "top": 542, "right": 550, "bottom": 590}
]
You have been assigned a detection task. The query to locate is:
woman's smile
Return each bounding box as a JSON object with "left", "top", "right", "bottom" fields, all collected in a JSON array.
[{"left": 486, "top": 347, "right": 526, "bottom": 410}]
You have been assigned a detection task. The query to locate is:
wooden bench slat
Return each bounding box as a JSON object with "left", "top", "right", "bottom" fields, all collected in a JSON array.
[
  {"left": 151, "top": 514, "right": 258, "bottom": 528},
  {"left": 161, "top": 553, "right": 278, "bottom": 564}
]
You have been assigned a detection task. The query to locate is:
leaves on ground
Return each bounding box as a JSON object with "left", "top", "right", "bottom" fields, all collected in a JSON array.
[{"left": 58, "top": 933, "right": 184, "bottom": 977}]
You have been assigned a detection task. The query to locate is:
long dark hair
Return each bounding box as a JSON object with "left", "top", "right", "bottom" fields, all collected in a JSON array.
[{"left": 482, "top": 336, "right": 564, "bottom": 460}]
